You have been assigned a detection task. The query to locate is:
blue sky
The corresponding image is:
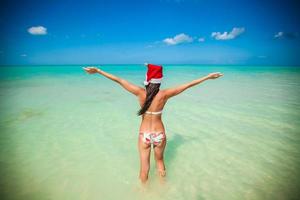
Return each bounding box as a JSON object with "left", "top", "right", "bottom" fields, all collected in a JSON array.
[{"left": 0, "top": 0, "right": 299, "bottom": 65}]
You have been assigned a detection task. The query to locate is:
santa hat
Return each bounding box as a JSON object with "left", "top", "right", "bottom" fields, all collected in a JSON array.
[{"left": 143, "top": 63, "right": 163, "bottom": 85}]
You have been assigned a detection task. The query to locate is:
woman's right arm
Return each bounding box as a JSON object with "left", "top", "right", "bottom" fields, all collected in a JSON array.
[
  {"left": 83, "top": 66, "right": 144, "bottom": 96},
  {"left": 163, "top": 72, "right": 223, "bottom": 99}
]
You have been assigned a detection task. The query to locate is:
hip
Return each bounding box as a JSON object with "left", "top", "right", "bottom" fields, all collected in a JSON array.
[{"left": 139, "top": 131, "right": 166, "bottom": 145}]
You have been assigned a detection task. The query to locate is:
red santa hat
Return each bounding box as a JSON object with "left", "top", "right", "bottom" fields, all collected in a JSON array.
[{"left": 144, "top": 63, "right": 163, "bottom": 85}]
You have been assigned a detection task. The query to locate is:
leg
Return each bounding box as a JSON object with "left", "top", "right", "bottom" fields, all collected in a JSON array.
[
  {"left": 153, "top": 134, "right": 167, "bottom": 178},
  {"left": 138, "top": 134, "right": 151, "bottom": 184}
]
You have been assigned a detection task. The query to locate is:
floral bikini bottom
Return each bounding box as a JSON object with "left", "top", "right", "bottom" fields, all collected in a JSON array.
[{"left": 139, "top": 132, "right": 165, "bottom": 145}]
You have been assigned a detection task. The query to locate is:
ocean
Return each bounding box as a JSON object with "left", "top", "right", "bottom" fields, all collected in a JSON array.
[{"left": 0, "top": 65, "right": 299, "bottom": 200}]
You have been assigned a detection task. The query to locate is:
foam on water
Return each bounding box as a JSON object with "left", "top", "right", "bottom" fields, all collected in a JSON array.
[{"left": 0, "top": 65, "right": 300, "bottom": 200}]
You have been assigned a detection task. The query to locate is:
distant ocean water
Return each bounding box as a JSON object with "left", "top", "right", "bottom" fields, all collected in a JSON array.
[{"left": 0, "top": 65, "right": 300, "bottom": 200}]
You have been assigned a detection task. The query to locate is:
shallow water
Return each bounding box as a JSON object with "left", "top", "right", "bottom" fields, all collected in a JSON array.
[{"left": 0, "top": 65, "right": 300, "bottom": 200}]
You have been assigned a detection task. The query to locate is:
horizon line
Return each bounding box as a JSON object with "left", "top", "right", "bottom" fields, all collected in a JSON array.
[{"left": 1, "top": 64, "right": 300, "bottom": 67}]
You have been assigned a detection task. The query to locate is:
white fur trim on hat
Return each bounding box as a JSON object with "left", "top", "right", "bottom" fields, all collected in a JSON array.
[
  {"left": 149, "top": 77, "right": 162, "bottom": 84},
  {"left": 144, "top": 77, "right": 162, "bottom": 85}
]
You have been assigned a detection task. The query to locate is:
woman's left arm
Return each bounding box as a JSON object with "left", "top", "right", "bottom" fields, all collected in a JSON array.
[{"left": 83, "top": 66, "right": 144, "bottom": 96}]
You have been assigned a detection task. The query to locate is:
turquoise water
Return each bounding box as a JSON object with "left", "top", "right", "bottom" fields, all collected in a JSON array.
[{"left": 0, "top": 65, "right": 300, "bottom": 200}]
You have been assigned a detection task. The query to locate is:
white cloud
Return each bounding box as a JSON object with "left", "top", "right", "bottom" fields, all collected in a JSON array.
[
  {"left": 274, "top": 31, "right": 283, "bottom": 38},
  {"left": 27, "top": 26, "right": 47, "bottom": 35},
  {"left": 198, "top": 37, "right": 205, "bottom": 42},
  {"left": 211, "top": 27, "right": 245, "bottom": 40},
  {"left": 163, "top": 33, "right": 193, "bottom": 45},
  {"left": 274, "top": 31, "right": 297, "bottom": 39}
]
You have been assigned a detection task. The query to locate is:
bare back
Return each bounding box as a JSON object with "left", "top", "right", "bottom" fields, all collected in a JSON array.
[{"left": 138, "top": 89, "right": 168, "bottom": 133}]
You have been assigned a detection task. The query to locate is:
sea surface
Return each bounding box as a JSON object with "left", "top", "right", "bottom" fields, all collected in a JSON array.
[{"left": 0, "top": 65, "right": 299, "bottom": 200}]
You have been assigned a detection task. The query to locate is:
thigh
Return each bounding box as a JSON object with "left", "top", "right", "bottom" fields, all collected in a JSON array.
[
  {"left": 153, "top": 134, "right": 167, "bottom": 160},
  {"left": 138, "top": 134, "right": 151, "bottom": 167}
]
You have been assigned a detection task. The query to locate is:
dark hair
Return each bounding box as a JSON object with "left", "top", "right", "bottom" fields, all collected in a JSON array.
[{"left": 137, "top": 83, "right": 161, "bottom": 116}]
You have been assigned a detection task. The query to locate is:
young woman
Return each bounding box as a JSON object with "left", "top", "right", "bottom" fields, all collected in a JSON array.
[{"left": 83, "top": 64, "right": 223, "bottom": 183}]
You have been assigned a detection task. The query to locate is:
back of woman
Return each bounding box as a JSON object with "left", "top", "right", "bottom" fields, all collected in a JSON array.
[
  {"left": 83, "top": 63, "right": 223, "bottom": 184},
  {"left": 139, "top": 89, "right": 167, "bottom": 133}
]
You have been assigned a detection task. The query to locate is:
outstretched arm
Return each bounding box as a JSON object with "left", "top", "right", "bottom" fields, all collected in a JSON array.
[
  {"left": 83, "top": 66, "right": 144, "bottom": 96},
  {"left": 163, "top": 72, "right": 223, "bottom": 99}
]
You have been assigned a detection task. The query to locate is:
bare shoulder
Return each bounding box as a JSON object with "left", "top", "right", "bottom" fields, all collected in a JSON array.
[
  {"left": 138, "top": 88, "right": 146, "bottom": 99},
  {"left": 161, "top": 88, "right": 170, "bottom": 93},
  {"left": 158, "top": 89, "right": 169, "bottom": 99},
  {"left": 159, "top": 89, "right": 167, "bottom": 95},
  {"left": 160, "top": 88, "right": 172, "bottom": 98},
  {"left": 137, "top": 87, "right": 145, "bottom": 93},
  {"left": 138, "top": 88, "right": 146, "bottom": 96}
]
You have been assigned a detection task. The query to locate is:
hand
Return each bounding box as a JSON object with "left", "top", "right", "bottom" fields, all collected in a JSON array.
[
  {"left": 82, "top": 66, "right": 100, "bottom": 74},
  {"left": 207, "top": 72, "right": 223, "bottom": 79}
]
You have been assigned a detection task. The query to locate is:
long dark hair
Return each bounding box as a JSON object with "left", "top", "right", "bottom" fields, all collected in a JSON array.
[{"left": 137, "top": 83, "right": 161, "bottom": 116}]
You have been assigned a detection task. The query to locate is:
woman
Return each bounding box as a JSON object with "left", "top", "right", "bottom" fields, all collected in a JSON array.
[{"left": 83, "top": 64, "right": 223, "bottom": 183}]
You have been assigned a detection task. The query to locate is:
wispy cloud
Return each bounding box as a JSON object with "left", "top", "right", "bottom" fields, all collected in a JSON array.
[
  {"left": 211, "top": 27, "right": 245, "bottom": 40},
  {"left": 20, "top": 54, "right": 27, "bottom": 57},
  {"left": 145, "top": 45, "right": 154, "bottom": 48},
  {"left": 198, "top": 37, "right": 205, "bottom": 42},
  {"left": 27, "top": 26, "right": 47, "bottom": 35},
  {"left": 274, "top": 31, "right": 297, "bottom": 39},
  {"left": 163, "top": 33, "right": 193, "bottom": 45}
]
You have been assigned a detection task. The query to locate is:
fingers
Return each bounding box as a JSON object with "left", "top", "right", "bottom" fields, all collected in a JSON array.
[
  {"left": 214, "top": 72, "right": 223, "bottom": 77},
  {"left": 82, "top": 66, "right": 96, "bottom": 69},
  {"left": 82, "top": 67, "right": 90, "bottom": 73},
  {"left": 82, "top": 67, "right": 93, "bottom": 74},
  {"left": 82, "top": 67, "right": 88, "bottom": 72},
  {"left": 82, "top": 66, "right": 99, "bottom": 75},
  {"left": 209, "top": 72, "right": 223, "bottom": 79},
  {"left": 82, "top": 67, "right": 91, "bottom": 70}
]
